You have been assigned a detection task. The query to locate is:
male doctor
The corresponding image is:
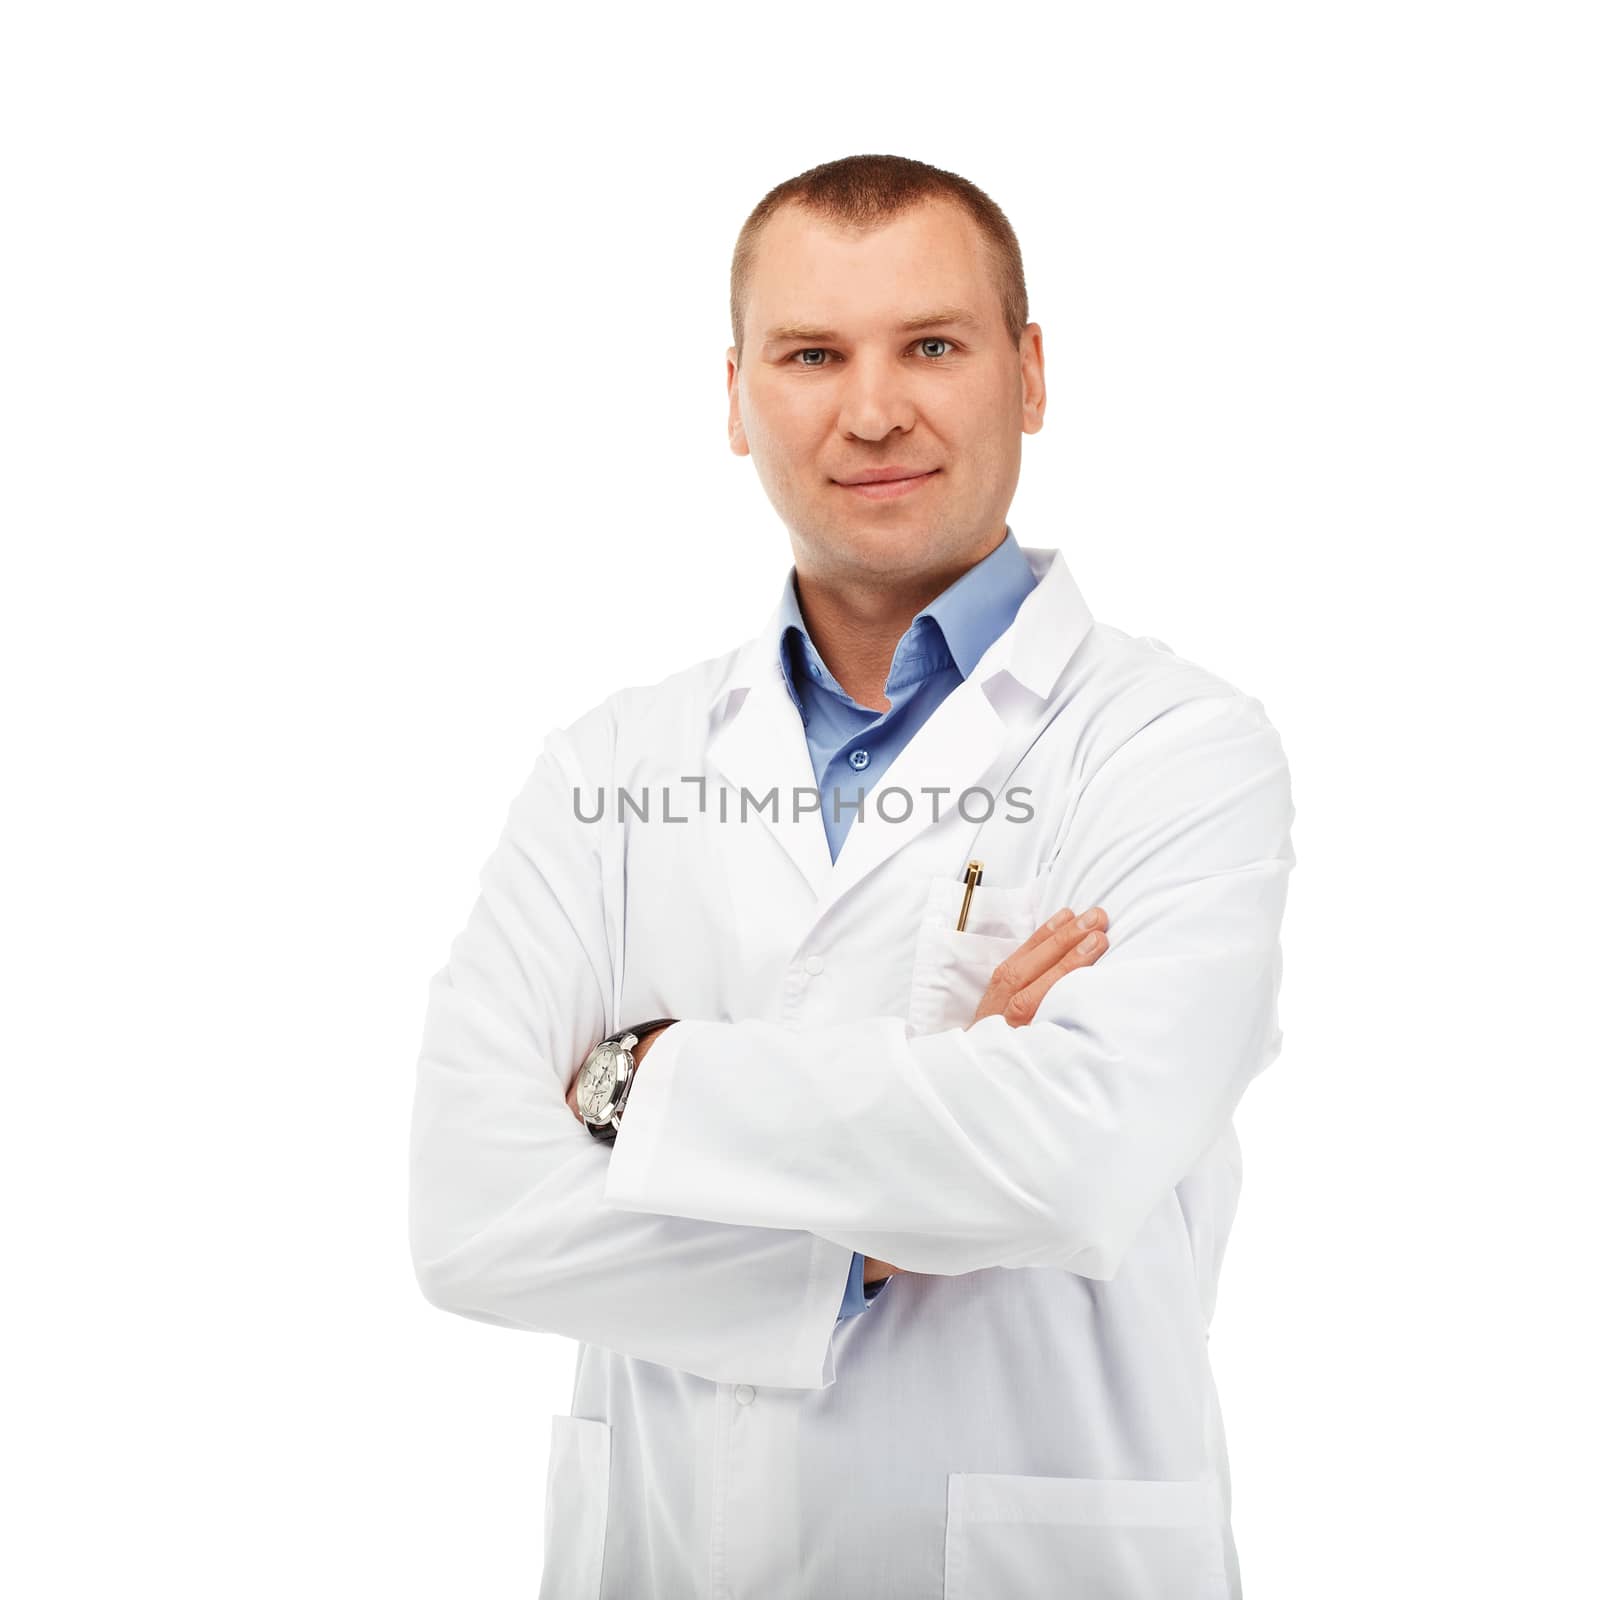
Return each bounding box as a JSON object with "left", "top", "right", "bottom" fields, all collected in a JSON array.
[{"left": 409, "top": 153, "right": 1295, "bottom": 1600}]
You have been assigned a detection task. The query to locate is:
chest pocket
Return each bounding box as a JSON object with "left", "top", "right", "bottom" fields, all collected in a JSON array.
[{"left": 907, "top": 874, "right": 1049, "bottom": 1036}]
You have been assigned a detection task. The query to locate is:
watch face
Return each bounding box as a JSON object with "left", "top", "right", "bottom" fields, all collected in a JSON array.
[{"left": 576, "top": 1041, "right": 624, "bottom": 1122}]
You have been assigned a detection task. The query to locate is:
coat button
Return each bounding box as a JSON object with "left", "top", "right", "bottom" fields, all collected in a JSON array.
[
  {"left": 734, "top": 1384, "right": 755, "bottom": 1405},
  {"left": 848, "top": 748, "right": 870, "bottom": 771},
  {"left": 803, "top": 955, "right": 824, "bottom": 975}
]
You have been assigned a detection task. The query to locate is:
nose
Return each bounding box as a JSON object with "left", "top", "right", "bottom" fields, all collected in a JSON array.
[{"left": 836, "top": 349, "right": 916, "bottom": 443}]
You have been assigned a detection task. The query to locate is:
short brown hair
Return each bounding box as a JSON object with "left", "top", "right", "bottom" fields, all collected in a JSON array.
[{"left": 730, "top": 153, "right": 1029, "bottom": 365}]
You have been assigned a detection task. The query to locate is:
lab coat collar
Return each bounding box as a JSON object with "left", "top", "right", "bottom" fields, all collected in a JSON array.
[{"left": 706, "top": 544, "right": 1093, "bottom": 908}]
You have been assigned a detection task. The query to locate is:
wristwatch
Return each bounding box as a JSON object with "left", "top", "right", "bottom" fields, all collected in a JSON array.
[{"left": 576, "top": 1019, "right": 678, "bottom": 1142}]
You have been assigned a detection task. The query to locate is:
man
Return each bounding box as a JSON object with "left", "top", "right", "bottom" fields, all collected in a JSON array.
[{"left": 409, "top": 154, "right": 1294, "bottom": 1600}]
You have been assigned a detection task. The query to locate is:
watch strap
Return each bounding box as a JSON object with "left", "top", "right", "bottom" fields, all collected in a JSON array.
[{"left": 606, "top": 1018, "right": 678, "bottom": 1047}]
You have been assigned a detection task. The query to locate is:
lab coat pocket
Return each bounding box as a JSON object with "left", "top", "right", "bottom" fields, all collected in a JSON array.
[
  {"left": 943, "top": 1473, "right": 1228, "bottom": 1600},
  {"left": 908, "top": 875, "right": 1045, "bottom": 1036},
  {"left": 538, "top": 1414, "right": 611, "bottom": 1600}
]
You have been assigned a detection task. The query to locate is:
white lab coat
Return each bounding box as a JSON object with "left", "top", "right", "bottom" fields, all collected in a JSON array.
[{"left": 408, "top": 542, "right": 1295, "bottom": 1600}]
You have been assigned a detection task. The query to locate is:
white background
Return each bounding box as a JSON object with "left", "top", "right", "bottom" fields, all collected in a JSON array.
[{"left": 4, "top": 3, "right": 1595, "bottom": 1594}]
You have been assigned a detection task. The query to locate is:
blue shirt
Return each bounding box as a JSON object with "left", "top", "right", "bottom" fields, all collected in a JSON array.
[{"left": 774, "top": 526, "right": 1040, "bottom": 1320}]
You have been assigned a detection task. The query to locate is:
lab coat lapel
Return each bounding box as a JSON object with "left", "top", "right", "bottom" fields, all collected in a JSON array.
[
  {"left": 822, "top": 546, "right": 1093, "bottom": 906},
  {"left": 704, "top": 628, "right": 835, "bottom": 903},
  {"left": 821, "top": 681, "right": 1008, "bottom": 905},
  {"left": 703, "top": 545, "right": 1094, "bottom": 911}
]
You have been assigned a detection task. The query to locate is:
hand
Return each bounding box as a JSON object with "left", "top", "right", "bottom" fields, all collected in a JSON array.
[
  {"left": 566, "top": 1024, "right": 672, "bottom": 1123},
  {"left": 969, "top": 905, "right": 1109, "bottom": 1029}
]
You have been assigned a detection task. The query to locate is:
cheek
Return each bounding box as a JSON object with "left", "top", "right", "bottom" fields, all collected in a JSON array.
[
  {"left": 942, "top": 412, "right": 1018, "bottom": 485},
  {"left": 934, "top": 363, "right": 1021, "bottom": 433},
  {"left": 746, "top": 401, "right": 832, "bottom": 482},
  {"left": 764, "top": 390, "right": 830, "bottom": 449}
]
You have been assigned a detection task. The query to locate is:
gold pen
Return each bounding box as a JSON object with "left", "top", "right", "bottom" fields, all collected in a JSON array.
[{"left": 955, "top": 859, "right": 984, "bottom": 931}]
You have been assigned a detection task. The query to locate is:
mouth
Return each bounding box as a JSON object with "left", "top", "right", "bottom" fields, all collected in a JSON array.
[{"left": 833, "top": 468, "right": 941, "bottom": 502}]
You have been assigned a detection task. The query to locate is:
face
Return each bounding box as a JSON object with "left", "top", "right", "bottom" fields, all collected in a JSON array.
[{"left": 728, "top": 198, "right": 1045, "bottom": 590}]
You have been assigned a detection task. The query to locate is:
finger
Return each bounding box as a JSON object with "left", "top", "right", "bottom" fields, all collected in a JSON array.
[
  {"left": 996, "top": 907, "right": 1107, "bottom": 993},
  {"left": 1003, "top": 927, "right": 1107, "bottom": 1025},
  {"left": 999, "top": 911, "right": 1077, "bottom": 966}
]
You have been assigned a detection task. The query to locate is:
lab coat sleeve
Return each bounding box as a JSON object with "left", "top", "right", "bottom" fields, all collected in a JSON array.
[
  {"left": 408, "top": 727, "right": 857, "bottom": 1391},
  {"left": 601, "top": 691, "right": 1294, "bottom": 1280}
]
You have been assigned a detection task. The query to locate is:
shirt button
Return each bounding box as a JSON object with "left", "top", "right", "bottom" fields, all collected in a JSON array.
[
  {"left": 734, "top": 1384, "right": 755, "bottom": 1405},
  {"left": 848, "top": 748, "right": 870, "bottom": 771},
  {"left": 803, "top": 955, "right": 824, "bottom": 976}
]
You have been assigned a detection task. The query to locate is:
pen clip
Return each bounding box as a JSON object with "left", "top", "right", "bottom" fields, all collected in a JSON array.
[{"left": 955, "top": 859, "right": 984, "bottom": 932}]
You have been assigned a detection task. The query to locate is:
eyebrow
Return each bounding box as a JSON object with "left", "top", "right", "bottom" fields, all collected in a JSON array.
[{"left": 761, "top": 307, "right": 982, "bottom": 348}]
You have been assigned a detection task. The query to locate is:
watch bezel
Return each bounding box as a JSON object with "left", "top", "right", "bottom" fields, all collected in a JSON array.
[{"left": 578, "top": 1032, "right": 640, "bottom": 1128}]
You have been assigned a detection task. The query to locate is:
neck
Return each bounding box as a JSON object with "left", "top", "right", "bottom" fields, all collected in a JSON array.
[{"left": 792, "top": 529, "right": 1005, "bottom": 711}]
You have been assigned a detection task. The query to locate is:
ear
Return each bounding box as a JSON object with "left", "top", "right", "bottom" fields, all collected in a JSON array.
[
  {"left": 1019, "top": 324, "right": 1046, "bottom": 436},
  {"left": 727, "top": 346, "right": 750, "bottom": 457}
]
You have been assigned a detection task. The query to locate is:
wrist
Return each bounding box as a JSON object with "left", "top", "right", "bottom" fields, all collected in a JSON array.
[
  {"left": 630, "top": 1020, "right": 672, "bottom": 1068},
  {"left": 608, "top": 1022, "right": 672, "bottom": 1133}
]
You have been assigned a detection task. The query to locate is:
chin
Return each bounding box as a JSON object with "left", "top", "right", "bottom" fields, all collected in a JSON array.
[
  {"left": 788, "top": 502, "right": 964, "bottom": 580},
  {"left": 829, "top": 520, "right": 930, "bottom": 565}
]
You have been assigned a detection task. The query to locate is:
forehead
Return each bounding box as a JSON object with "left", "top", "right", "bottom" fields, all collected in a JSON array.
[{"left": 747, "top": 199, "right": 999, "bottom": 338}]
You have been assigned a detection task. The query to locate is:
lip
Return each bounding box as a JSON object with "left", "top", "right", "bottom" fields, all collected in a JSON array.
[{"left": 834, "top": 468, "right": 940, "bottom": 501}]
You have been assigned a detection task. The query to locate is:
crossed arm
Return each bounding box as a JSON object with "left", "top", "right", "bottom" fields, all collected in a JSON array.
[
  {"left": 409, "top": 691, "right": 1292, "bottom": 1385},
  {"left": 561, "top": 906, "right": 1116, "bottom": 1288}
]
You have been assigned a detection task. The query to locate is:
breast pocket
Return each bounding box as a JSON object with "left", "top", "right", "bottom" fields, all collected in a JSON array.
[
  {"left": 537, "top": 1414, "right": 611, "bottom": 1600},
  {"left": 907, "top": 874, "right": 1048, "bottom": 1036},
  {"left": 943, "top": 1473, "right": 1229, "bottom": 1600}
]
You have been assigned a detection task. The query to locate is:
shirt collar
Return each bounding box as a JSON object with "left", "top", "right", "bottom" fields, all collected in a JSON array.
[{"left": 776, "top": 525, "right": 1039, "bottom": 714}]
